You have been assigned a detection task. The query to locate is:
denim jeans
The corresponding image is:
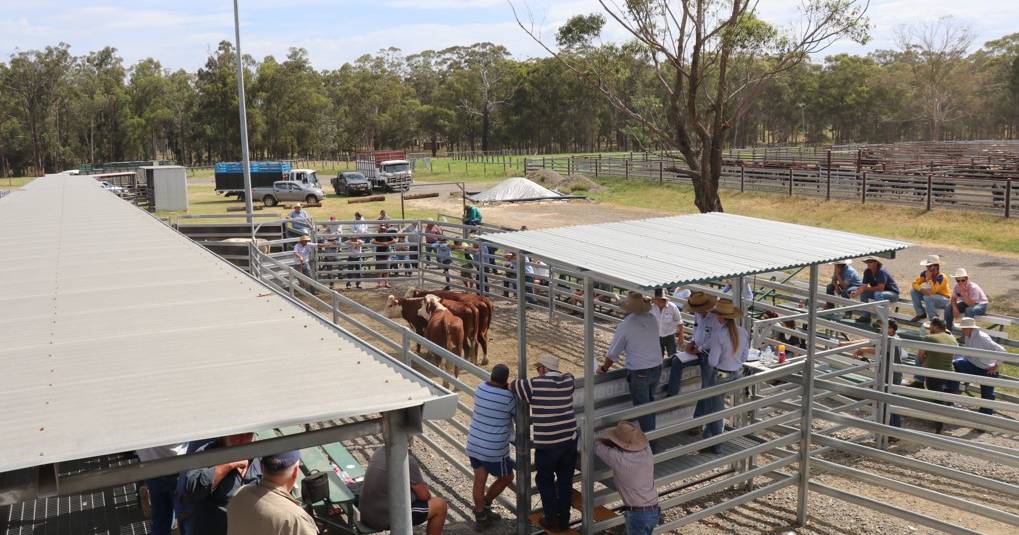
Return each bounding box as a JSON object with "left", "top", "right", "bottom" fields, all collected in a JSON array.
[
  {"left": 659, "top": 334, "right": 677, "bottom": 358},
  {"left": 666, "top": 354, "right": 713, "bottom": 421},
  {"left": 624, "top": 508, "right": 660, "bottom": 535},
  {"left": 910, "top": 289, "right": 949, "bottom": 319},
  {"left": 703, "top": 369, "right": 743, "bottom": 451},
  {"left": 945, "top": 359, "right": 997, "bottom": 415},
  {"left": 145, "top": 474, "right": 179, "bottom": 535},
  {"left": 628, "top": 365, "right": 662, "bottom": 433},
  {"left": 945, "top": 301, "right": 988, "bottom": 331},
  {"left": 826, "top": 283, "right": 859, "bottom": 298},
  {"left": 859, "top": 291, "right": 899, "bottom": 321},
  {"left": 534, "top": 439, "right": 577, "bottom": 530}
]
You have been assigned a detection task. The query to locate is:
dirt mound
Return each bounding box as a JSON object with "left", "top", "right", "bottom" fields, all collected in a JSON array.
[{"left": 526, "top": 168, "right": 600, "bottom": 193}]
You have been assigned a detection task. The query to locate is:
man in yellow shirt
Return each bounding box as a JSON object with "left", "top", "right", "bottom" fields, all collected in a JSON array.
[{"left": 909, "top": 255, "right": 951, "bottom": 322}]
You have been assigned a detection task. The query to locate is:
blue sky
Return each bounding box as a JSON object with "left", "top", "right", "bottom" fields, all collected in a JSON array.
[{"left": 2, "top": 1, "right": 1017, "bottom": 70}]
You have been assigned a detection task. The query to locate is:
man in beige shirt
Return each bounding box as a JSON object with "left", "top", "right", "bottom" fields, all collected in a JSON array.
[{"left": 227, "top": 450, "right": 317, "bottom": 535}]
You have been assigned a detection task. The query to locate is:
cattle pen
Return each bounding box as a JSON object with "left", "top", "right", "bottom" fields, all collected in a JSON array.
[{"left": 248, "top": 215, "right": 1019, "bottom": 534}]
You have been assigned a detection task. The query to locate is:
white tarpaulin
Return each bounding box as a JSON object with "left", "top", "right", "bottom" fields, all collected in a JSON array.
[{"left": 469, "top": 177, "right": 564, "bottom": 203}]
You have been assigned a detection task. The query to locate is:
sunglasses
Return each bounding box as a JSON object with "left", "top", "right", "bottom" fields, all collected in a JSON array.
[{"left": 955, "top": 278, "right": 968, "bottom": 283}]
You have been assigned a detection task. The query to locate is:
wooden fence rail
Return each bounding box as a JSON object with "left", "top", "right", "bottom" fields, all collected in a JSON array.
[{"left": 525, "top": 156, "right": 1017, "bottom": 217}]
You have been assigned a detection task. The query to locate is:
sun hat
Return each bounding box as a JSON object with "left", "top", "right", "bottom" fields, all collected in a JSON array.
[
  {"left": 712, "top": 298, "right": 742, "bottom": 320},
  {"left": 653, "top": 288, "right": 665, "bottom": 299},
  {"left": 951, "top": 268, "right": 968, "bottom": 279},
  {"left": 602, "top": 421, "right": 649, "bottom": 452},
  {"left": 621, "top": 291, "right": 652, "bottom": 314},
  {"left": 957, "top": 317, "right": 982, "bottom": 330},
  {"left": 863, "top": 256, "right": 882, "bottom": 264},
  {"left": 298, "top": 235, "right": 311, "bottom": 242},
  {"left": 920, "top": 254, "right": 942, "bottom": 267},
  {"left": 537, "top": 354, "right": 559, "bottom": 371},
  {"left": 683, "top": 291, "right": 718, "bottom": 314},
  {"left": 830, "top": 259, "right": 853, "bottom": 266}
]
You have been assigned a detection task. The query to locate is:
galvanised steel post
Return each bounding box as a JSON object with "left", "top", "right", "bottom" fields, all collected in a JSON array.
[
  {"left": 232, "top": 0, "right": 255, "bottom": 236},
  {"left": 515, "top": 252, "right": 531, "bottom": 535},
  {"left": 581, "top": 275, "right": 595, "bottom": 534},
  {"left": 384, "top": 411, "right": 413, "bottom": 534},
  {"left": 797, "top": 264, "right": 819, "bottom": 524}
]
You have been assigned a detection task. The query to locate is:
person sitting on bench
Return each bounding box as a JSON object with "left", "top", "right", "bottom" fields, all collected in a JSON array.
[
  {"left": 227, "top": 450, "right": 316, "bottom": 535},
  {"left": 358, "top": 442, "right": 447, "bottom": 535},
  {"left": 945, "top": 268, "right": 989, "bottom": 331}
]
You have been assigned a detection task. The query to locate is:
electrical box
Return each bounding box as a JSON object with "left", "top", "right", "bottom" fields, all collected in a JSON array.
[{"left": 138, "top": 166, "right": 188, "bottom": 211}]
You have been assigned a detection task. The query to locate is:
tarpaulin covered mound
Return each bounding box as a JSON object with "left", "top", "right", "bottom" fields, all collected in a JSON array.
[{"left": 469, "top": 177, "right": 565, "bottom": 203}]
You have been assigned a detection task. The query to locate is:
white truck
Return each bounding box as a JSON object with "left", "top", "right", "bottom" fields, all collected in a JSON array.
[{"left": 355, "top": 150, "right": 413, "bottom": 192}]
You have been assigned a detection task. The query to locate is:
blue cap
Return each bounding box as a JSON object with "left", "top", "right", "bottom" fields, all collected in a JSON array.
[{"left": 261, "top": 450, "right": 301, "bottom": 473}]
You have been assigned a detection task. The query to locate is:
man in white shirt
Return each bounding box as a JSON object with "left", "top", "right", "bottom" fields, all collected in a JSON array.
[
  {"left": 599, "top": 292, "right": 663, "bottom": 433},
  {"left": 650, "top": 288, "right": 684, "bottom": 358},
  {"left": 948, "top": 317, "right": 1004, "bottom": 415},
  {"left": 293, "top": 235, "right": 318, "bottom": 295}
]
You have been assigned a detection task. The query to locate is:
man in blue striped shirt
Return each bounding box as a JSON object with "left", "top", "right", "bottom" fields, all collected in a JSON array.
[
  {"left": 511, "top": 354, "right": 578, "bottom": 532},
  {"left": 466, "top": 364, "right": 516, "bottom": 530}
]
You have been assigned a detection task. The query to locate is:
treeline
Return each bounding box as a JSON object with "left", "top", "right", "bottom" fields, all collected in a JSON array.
[{"left": 1, "top": 34, "right": 1018, "bottom": 175}]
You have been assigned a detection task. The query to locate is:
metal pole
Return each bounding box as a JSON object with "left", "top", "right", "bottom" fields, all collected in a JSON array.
[
  {"left": 580, "top": 275, "right": 595, "bottom": 534},
  {"left": 547, "top": 266, "right": 555, "bottom": 322},
  {"left": 232, "top": 0, "right": 254, "bottom": 237},
  {"left": 384, "top": 411, "right": 413, "bottom": 534},
  {"left": 875, "top": 304, "right": 890, "bottom": 449},
  {"left": 515, "top": 253, "right": 531, "bottom": 535},
  {"left": 797, "top": 264, "right": 819, "bottom": 525}
]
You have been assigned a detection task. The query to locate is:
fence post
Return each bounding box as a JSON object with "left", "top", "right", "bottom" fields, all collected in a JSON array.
[
  {"left": 926, "top": 174, "right": 933, "bottom": 211},
  {"left": 788, "top": 168, "right": 793, "bottom": 196},
  {"left": 856, "top": 149, "right": 862, "bottom": 176},
  {"left": 659, "top": 160, "right": 664, "bottom": 184},
  {"left": 825, "top": 150, "right": 832, "bottom": 201},
  {"left": 595, "top": 159, "right": 600, "bottom": 179},
  {"left": 625, "top": 159, "right": 630, "bottom": 180},
  {"left": 568, "top": 158, "right": 572, "bottom": 176},
  {"left": 861, "top": 172, "right": 867, "bottom": 204},
  {"left": 740, "top": 162, "right": 745, "bottom": 192},
  {"left": 1006, "top": 178, "right": 1012, "bottom": 218},
  {"left": 332, "top": 291, "right": 340, "bottom": 325}
]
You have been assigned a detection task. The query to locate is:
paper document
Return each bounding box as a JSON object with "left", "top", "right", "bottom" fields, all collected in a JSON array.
[{"left": 677, "top": 351, "right": 699, "bottom": 363}]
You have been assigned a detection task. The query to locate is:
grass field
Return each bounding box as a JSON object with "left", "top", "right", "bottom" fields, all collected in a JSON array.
[{"left": 1, "top": 177, "right": 37, "bottom": 188}]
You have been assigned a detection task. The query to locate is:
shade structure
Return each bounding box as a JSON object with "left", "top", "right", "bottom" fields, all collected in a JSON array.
[
  {"left": 480, "top": 212, "right": 909, "bottom": 290},
  {"left": 0, "top": 174, "right": 454, "bottom": 474}
]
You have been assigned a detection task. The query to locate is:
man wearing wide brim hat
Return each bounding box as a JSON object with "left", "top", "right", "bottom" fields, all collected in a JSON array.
[
  {"left": 910, "top": 254, "right": 950, "bottom": 322},
  {"left": 666, "top": 291, "right": 721, "bottom": 435},
  {"left": 946, "top": 267, "right": 989, "bottom": 331},
  {"left": 826, "top": 258, "right": 862, "bottom": 299},
  {"left": 293, "top": 233, "right": 318, "bottom": 294},
  {"left": 851, "top": 256, "right": 900, "bottom": 323},
  {"left": 950, "top": 317, "right": 1005, "bottom": 416},
  {"left": 602, "top": 291, "right": 664, "bottom": 434},
  {"left": 593, "top": 421, "right": 659, "bottom": 534}
]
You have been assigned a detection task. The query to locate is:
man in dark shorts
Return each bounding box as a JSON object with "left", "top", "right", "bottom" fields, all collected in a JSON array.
[
  {"left": 358, "top": 443, "right": 447, "bottom": 535},
  {"left": 466, "top": 364, "right": 516, "bottom": 530}
]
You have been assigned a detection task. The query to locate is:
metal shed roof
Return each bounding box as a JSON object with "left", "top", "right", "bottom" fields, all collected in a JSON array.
[
  {"left": 0, "top": 174, "right": 454, "bottom": 474},
  {"left": 481, "top": 212, "right": 909, "bottom": 290}
]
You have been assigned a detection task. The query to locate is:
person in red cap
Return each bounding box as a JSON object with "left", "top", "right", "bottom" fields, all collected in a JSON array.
[{"left": 227, "top": 450, "right": 316, "bottom": 535}]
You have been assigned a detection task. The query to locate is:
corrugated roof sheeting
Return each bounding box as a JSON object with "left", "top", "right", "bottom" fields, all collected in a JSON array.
[
  {"left": 481, "top": 212, "right": 909, "bottom": 290},
  {"left": 0, "top": 174, "right": 449, "bottom": 474}
]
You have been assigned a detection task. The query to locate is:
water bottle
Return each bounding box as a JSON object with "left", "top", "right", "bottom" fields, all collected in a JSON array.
[
  {"left": 777, "top": 344, "right": 787, "bottom": 364},
  {"left": 761, "top": 346, "right": 775, "bottom": 366}
]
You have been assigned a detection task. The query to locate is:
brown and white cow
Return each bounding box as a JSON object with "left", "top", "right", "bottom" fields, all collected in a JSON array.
[
  {"left": 422, "top": 294, "right": 465, "bottom": 388},
  {"left": 384, "top": 295, "right": 480, "bottom": 364},
  {"left": 406, "top": 287, "right": 491, "bottom": 365}
]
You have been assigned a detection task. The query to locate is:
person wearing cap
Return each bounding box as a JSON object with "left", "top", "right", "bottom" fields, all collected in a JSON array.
[
  {"left": 701, "top": 299, "right": 749, "bottom": 453},
  {"left": 666, "top": 292, "right": 719, "bottom": 435},
  {"left": 340, "top": 234, "right": 363, "bottom": 289},
  {"left": 226, "top": 451, "right": 316, "bottom": 535},
  {"left": 909, "top": 255, "right": 951, "bottom": 322},
  {"left": 179, "top": 433, "right": 261, "bottom": 535},
  {"left": 651, "top": 288, "right": 684, "bottom": 358},
  {"left": 466, "top": 364, "right": 516, "bottom": 530},
  {"left": 593, "top": 421, "right": 659, "bottom": 534},
  {"left": 359, "top": 441, "right": 448, "bottom": 535},
  {"left": 825, "top": 259, "right": 862, "bottom": 298},
  {"left": 945, "top": 318, "right": 1004, "bottom": 416},
  {"left": 918, "top": 317, "right": 958, "bottom": 433},
  {"left": 945, "top": 268, "right": 989, "bottom": 331},
  {"left": 851, "top": 256, "right": 900, "bottom": 323},
  {"left": 600, "top": 292, "right": 665, "bottom": 433},
  {"left": 510, "top": 355, "right": 577, "bottom": 532},
  {"left": 293, "top": 235, "right": 318, "bottom": 294}
]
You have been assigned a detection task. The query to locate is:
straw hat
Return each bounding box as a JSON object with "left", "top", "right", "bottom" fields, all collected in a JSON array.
[
  {"left": 621, "top": 291, "right": 652, "bottom": 314},
  {"left": 298, "top": 235, "right": 311, "bottom": 242},
  {"left": 862, "top": 256, "right": 882, "bottom": 265},
  {"left": 712, "top": 298, "right": 742, "bottom": 320},
  {"left": 684, "top": 291, "right": 718, "bottom": 314},
  {"left": 951, "top": 268, "right": 969, "bottom": 279},
  {"left": 829, "top": 259, "right": 853, "bottom": 266},
  {"left": 957, "top": 317, "right": 982, "bottom": 330},
  {"left": 920, "top": 254, "right": 942, "bottom": 267},
  {"left": 602, "top": 421, "right": 648, "bottom": 452},
  {"left": 536, "top": 354, "right": 559, "bottom": 371}
]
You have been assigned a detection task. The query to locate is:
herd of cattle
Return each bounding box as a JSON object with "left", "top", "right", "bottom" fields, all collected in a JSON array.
[{"left": 384, "top": 288, "right": 493, "bottom": 386}]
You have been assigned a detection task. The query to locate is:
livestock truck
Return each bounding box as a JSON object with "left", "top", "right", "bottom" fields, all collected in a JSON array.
[
  {"left": 214, "top": 161, "right": 321, "bottom": 200},
  {"left": 355, "top": 150, "right": 413, "bottom": 191}
]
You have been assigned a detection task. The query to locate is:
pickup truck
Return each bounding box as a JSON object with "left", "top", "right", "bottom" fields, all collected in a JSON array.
[
  {"left": 331, "top": 172, "right": 372, "bottom": 196},
  {"left": 252, "top": 180, "right": 325, "bottom": 207}
]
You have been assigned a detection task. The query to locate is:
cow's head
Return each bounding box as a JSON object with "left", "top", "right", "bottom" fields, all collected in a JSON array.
[
  {"left": 423, "top": 294, "right": 446, "bottom": 316},
  {"left": 383, "top": 295, "right": 403, "bottom": 319},
  {"left": 404, "top": 286, "right": 419, "bottom": 299}
]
